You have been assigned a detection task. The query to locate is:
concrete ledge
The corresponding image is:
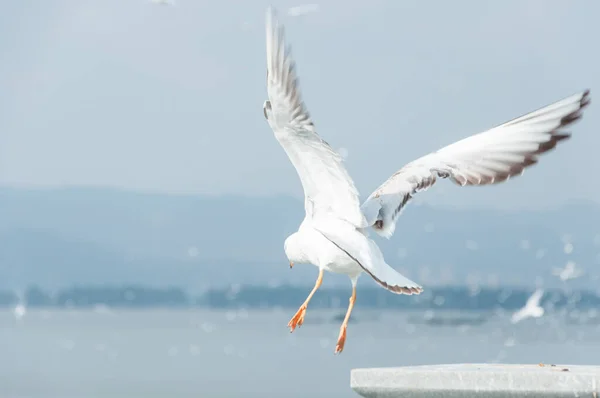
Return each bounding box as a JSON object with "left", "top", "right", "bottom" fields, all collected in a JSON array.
[{"left": 351, "top": 364, "right": 600, "bottom": 397}]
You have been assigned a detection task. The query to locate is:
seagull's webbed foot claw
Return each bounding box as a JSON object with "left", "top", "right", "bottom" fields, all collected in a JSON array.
[
  {"left": 287, "top": 269, "right": 324, "bottom": 333},
  {"left": 287, "top": 304, "right": 307, "bottom": 332},
  {"left": 334, "top": 324, "right": 347, "bottom": 354},
  {"left": 334, "top": 283, "right": 356, "bottom": 354}
]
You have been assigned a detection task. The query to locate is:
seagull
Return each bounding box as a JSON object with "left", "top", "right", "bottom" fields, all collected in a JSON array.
[
  {"left": 288, "top": 4, "right": 320, "bottom": 17},
  {"left": 150, "top": 0, "right": 175, "bottom": 6},
  {"left": 552, "top": 261, "right": 584, "bottom": 281},
  {"left": 13, "top": 303, "right": 26, "bottom": 321},
  {"left": 262, "top": 6, "right": 590, "bottom": 353},
  {"left": 13, "top": 290, "right": 27, "bottom": 321},
  {"left": 511, "top": 289, "right": 545, "bottom": 324}
]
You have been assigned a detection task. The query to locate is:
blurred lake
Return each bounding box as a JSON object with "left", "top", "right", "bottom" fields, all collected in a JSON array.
[{"left": 2, "top": 308, "right": 599, "bottom": 398}]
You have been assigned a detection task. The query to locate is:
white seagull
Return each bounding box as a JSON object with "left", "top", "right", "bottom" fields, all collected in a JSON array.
[
  {"left": 511, "top": 289, "right": 545, "bottom": 324},
  {"left": 262, "top": 6, "right": 590, "bottom": 353},
  {"left": 552, "top": 261, "right": 584, "bottom": 281},
  {"left": 13, "top": 303, "right": 26, "bottom": 321},
  {"left": 13, "top": 290, "right": 27, "bottom": 321},
  {"left": 288, "top": 4, "right": 320, "bottom": 17},
  {"left": 150, "top": 0, "right": 175, "bottom": 6}
]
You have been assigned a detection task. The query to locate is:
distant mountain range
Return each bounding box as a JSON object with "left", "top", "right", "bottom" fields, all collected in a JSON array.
[{"left": 0, "top": 186, "right": 599, "bottom": 291}]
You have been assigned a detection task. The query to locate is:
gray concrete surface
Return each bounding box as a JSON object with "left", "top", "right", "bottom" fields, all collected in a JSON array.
[{"left": 351, "top": 364, "right": 600, "bottom": 397}]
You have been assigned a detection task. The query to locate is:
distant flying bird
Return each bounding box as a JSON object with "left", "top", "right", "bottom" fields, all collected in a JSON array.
[
  {"left": 13, "top": 290, "right": 26, "bottom": 321},
  {"left": 13, "top": 303, "right": 26, "bottom": 320},
  {"left": 288, "top": 4, "right": 320, "bottom": 17},
  {"left": 262, "top": 6, "right": 590, "bottom": 353},
  {"left": 552, "top": 261, "right": 584, "bottom": 281},
  {"left": 511, "top": 289, "right": 545, "bottom": 324},
  {"left": 150, "top": 0, "right": 175, "bottom": 6}
]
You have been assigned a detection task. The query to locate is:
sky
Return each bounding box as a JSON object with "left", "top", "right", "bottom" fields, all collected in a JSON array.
[{"left": 0, "top": 0, "right": 598, "bottom": 210}]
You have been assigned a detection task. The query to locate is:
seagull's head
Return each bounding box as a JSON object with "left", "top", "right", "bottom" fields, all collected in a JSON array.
[
  {"left": 263, "top": 100, "right": 272, "bottom": 121},
  {"left": 284, "top": 232, "right": 308, "bottom": 269}
]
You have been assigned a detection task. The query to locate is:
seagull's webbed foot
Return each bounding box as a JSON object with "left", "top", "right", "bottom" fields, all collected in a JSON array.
[
  {"left": 334, "top": 284, "right": 357, "bottom": 354},
  {"left": 335, "top": 324, "right": 347, "bottom": 354},
  {"left": 287, "top": 268, "right": 323, "bottom": 333},
  {"left": 288, "top": 304, "right": 307, "bottom": 332}
]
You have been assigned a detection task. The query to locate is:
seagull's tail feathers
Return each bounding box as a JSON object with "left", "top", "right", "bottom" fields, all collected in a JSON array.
[
  {"left": 314, "top": 219, "right": 423, "bottom": 295},
  {"left": 364, "top": 259, "right": 423, "bottom": 295}
]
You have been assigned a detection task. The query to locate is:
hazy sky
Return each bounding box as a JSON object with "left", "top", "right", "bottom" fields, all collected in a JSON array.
[{"left": 0, "top": 0, "right": 597, "bottom": 209}]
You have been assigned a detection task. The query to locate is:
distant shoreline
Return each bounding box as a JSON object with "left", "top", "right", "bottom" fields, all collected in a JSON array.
[
  {"left": 1, "top": 284, "right": 598, "bottom": 311},
  {"left": 1, "top": 186, "right": 599, "bottom": 292}
]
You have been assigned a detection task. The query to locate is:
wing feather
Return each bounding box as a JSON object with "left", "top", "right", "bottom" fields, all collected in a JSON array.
[
  {"left": 313, "top": 219, "right": 423, "bottom": 295},
  {"left": 264, "top": 7, "right": 366, "bottom": 227},
  {"left": 362, "top": 90, "right": 591, "bottom": 238}
]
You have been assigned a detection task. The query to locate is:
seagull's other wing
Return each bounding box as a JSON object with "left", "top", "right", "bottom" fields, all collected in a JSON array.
[
  {"left": 264, "top": 7, "right": 366, "bottom": 227},
  {"left": 510, "top": 309, "right": 526, "bottom": 324},
  {"left": 313, "top": 219, "right": 423, "bottom": 295},
  {"left": 361, "top": 90, "right": 591, "bottom": 238},
  {"left": 527, "top": 288, "right": 544, "bottom": 307}
]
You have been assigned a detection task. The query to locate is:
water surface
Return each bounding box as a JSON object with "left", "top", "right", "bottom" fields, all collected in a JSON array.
[{"left": 2, "top": 308, "right": 599, "bottom": 397}]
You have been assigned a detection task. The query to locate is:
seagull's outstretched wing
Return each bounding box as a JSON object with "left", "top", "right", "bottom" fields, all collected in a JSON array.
[
  {"left": 526, "top": 288, "right": 544, "bottom": 307},
  {"left": 361, "top": 90, "right": 591, "bottom": 238},
  {"left": 314, "top": 219, "right": 423, "bottom": 295},
  {"left": 264, "top": 7, "right": 366, "bottom": 227}
]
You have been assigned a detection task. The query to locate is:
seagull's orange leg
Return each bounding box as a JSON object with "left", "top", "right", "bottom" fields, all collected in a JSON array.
[
  {"left": 335, "top": 285, "right": 356, "bottom": 354},
  {"left": 288, "top": 268, "right": 324, "bottom": 332}
]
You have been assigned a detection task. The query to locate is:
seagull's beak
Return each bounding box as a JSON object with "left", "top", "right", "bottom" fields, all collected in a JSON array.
[{"left": 289, "top": 261, "right": 294, "bottom": 269}]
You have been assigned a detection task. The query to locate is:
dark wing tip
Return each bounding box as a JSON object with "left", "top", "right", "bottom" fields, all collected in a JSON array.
[
  {"left": 560, "top": 90, "right": 591, "bottom": 126},
  {"left": 467, "top": 90, "right": 589, "bottom": 186},
  {"left": 383, "top": 283, "right": 424, "bottom": 295},
  {"left": 534, "top": 133, "right": 571, "bottom": 155},
  {"left": 368, "top": 272, "right": 423, "bottom": 295},
  {"left": 582, "top": 89, "right": 591, "bottom": 106}
]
